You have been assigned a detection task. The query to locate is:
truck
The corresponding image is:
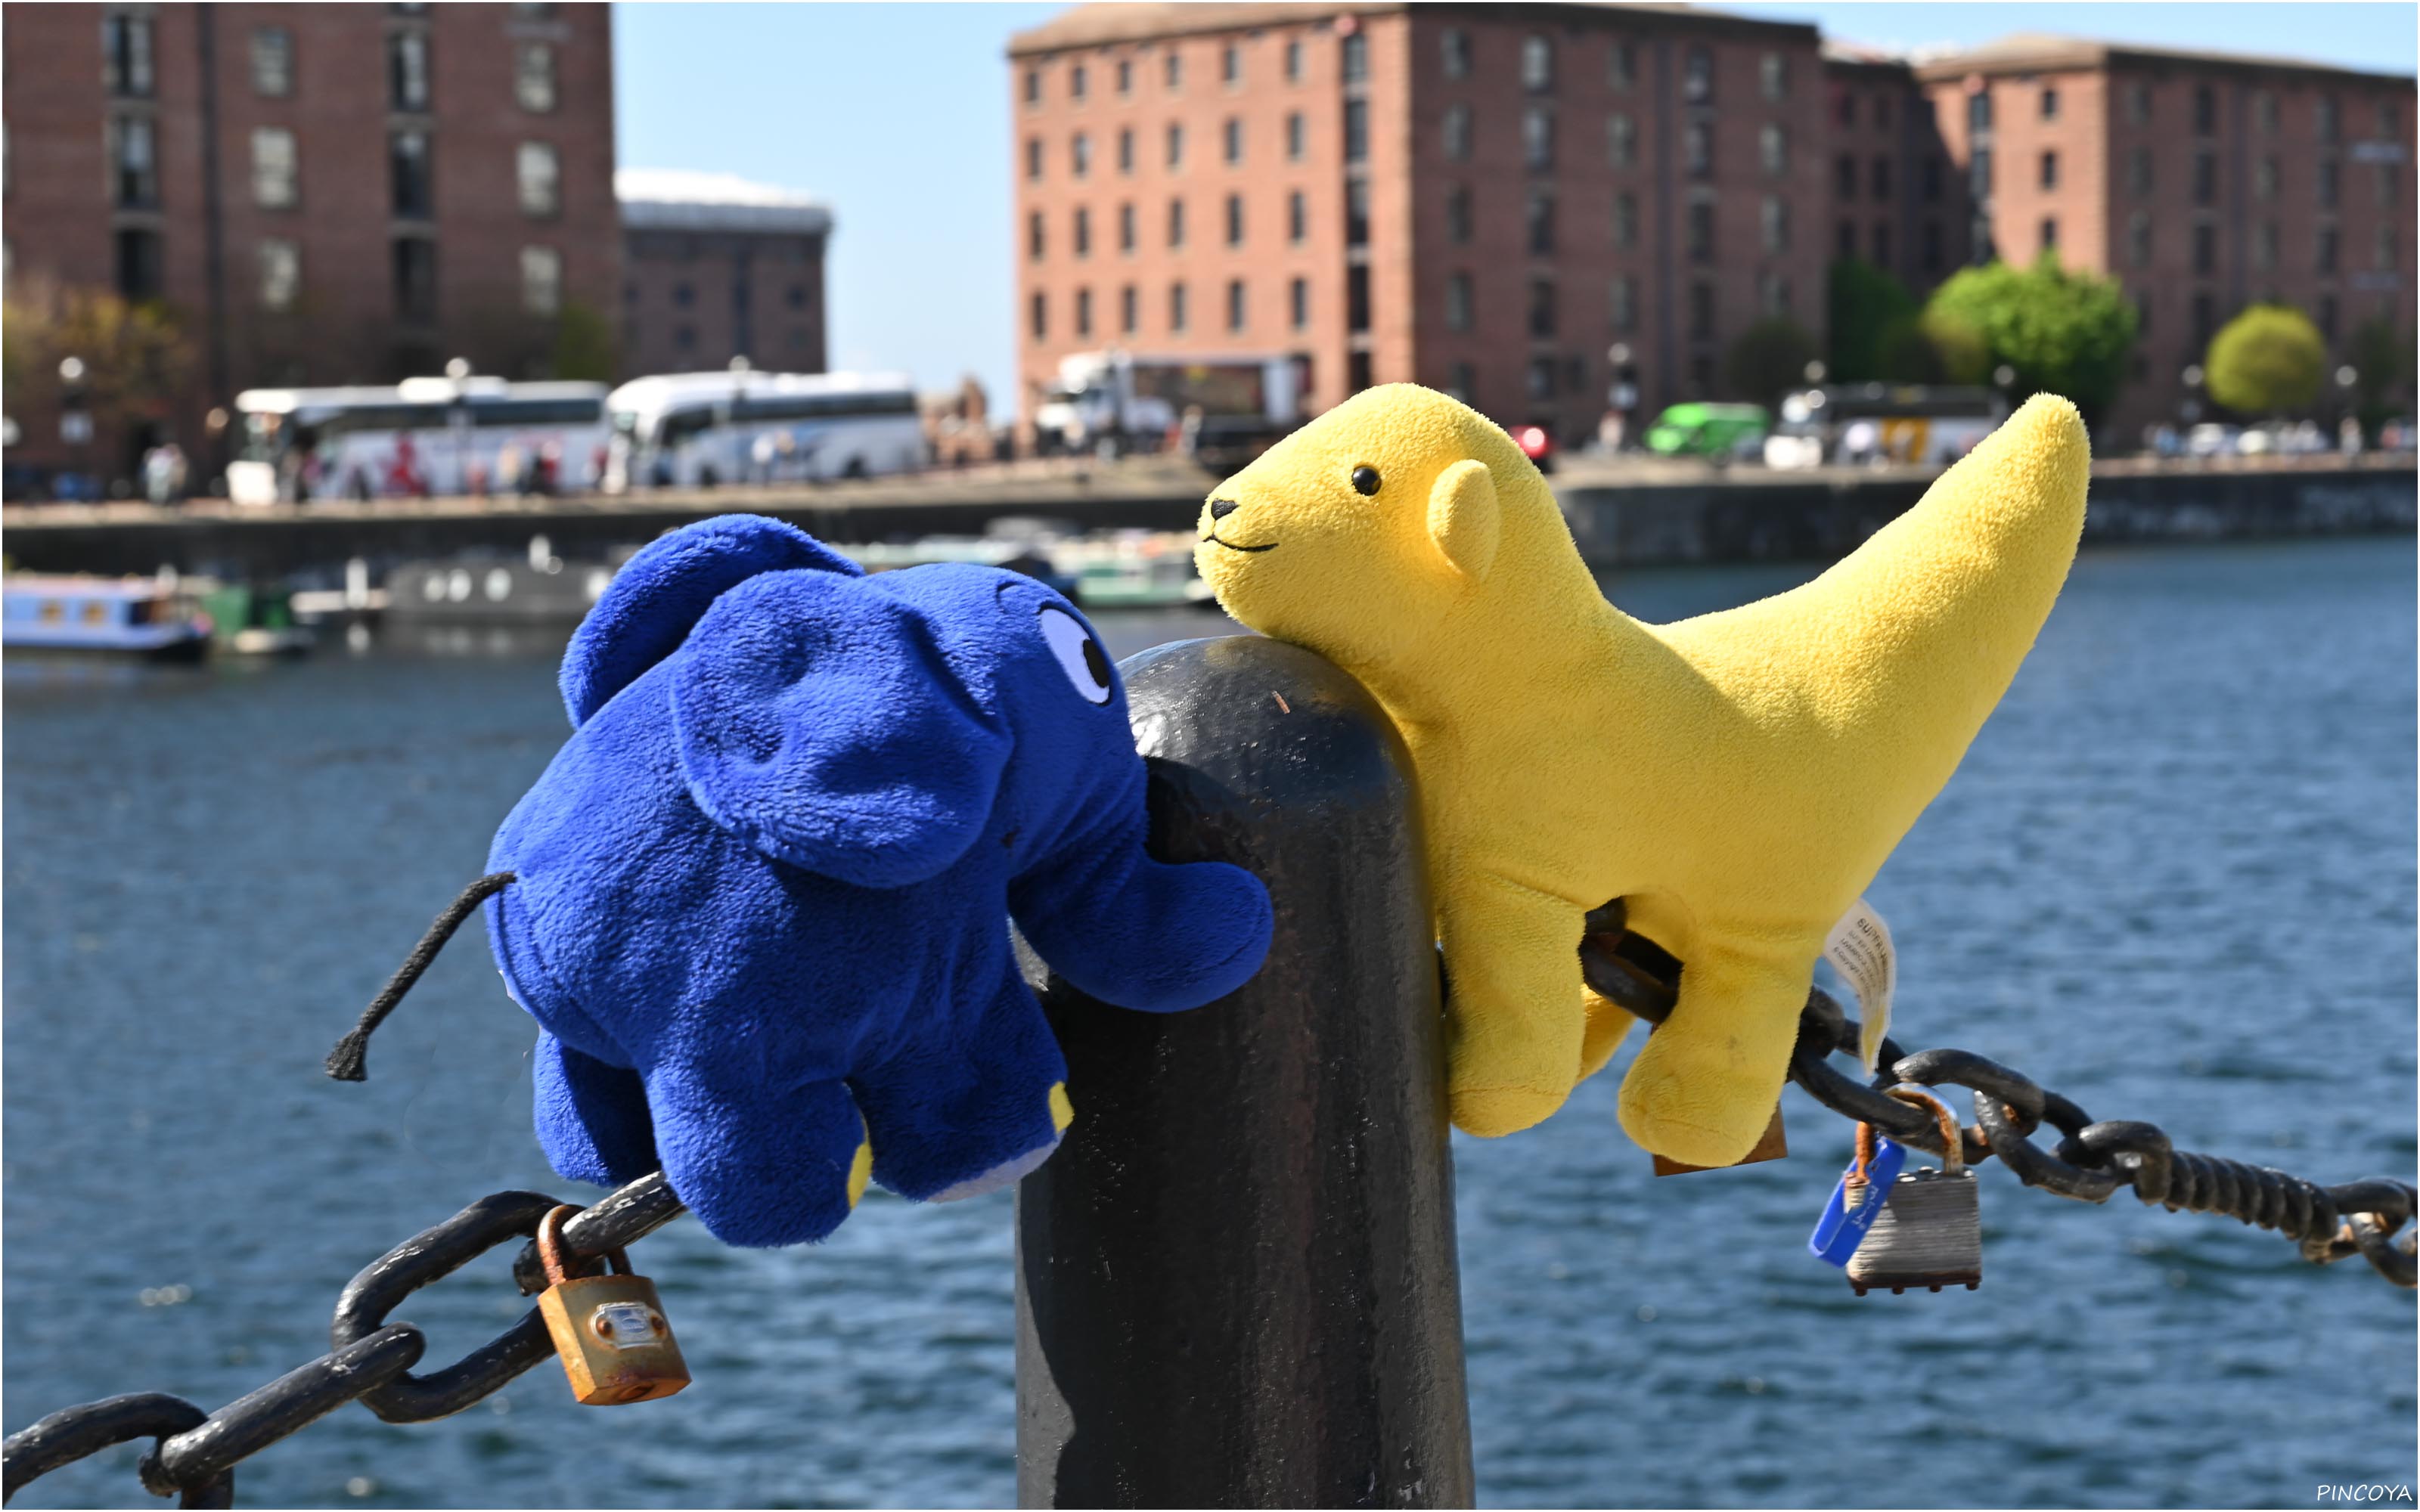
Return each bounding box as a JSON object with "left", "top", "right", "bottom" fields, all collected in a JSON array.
[{"left": 1032, "top": 350, "right": 1305, "bottom": 472}]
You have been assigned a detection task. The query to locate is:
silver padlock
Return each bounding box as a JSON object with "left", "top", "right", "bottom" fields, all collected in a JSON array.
[{"left": 1846, "top": 1089, "right": 1981, "bottom": 1296}]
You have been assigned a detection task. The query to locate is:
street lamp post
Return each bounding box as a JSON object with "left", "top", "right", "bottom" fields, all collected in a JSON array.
[
  {"left": 57, "top": 355, "right": 92, "bottom": 501},
  {"left": 2335, "top": 364, "right": 2361, "bottom": 453},
  {"left": 1605, "top": 342, "right": 1638, "bottom": 451}
]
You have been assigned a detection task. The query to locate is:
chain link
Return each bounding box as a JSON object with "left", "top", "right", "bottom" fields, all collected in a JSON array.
[{"left": 6, "top": 925, "right": 2409, "bottom": 1506}]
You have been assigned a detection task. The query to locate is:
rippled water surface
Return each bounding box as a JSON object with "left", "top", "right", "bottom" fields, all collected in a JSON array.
[{"left": 6, "top": 538, "right": 2413, "bottom": 1508}]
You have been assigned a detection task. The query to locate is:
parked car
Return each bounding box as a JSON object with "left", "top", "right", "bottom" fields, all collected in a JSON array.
[
  {"left": 2185, "top": 423, "right": 2242, "bottom": 457},
  {"left": 1644, "top": 403, "right": 1770, "bottom": 461}
]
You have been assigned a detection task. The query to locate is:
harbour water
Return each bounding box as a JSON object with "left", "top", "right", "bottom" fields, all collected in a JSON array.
[{"left": 5, "top": 538, "right": 2413, "bottom": 1508}]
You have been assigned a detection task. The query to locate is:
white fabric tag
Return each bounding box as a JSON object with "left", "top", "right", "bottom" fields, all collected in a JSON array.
[{"left": 1824, "top": 898, "right": 1896, "bottom": 1074}]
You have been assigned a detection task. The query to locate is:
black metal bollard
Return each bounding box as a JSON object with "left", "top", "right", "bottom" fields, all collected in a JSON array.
[{"left": 1014, "top": 635, "right": 1475, "bottom": 1510}]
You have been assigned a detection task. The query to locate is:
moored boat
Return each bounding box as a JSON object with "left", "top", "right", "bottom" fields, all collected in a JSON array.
[{"left": 2, "top": 575, "right": 213, "bottom": 661}]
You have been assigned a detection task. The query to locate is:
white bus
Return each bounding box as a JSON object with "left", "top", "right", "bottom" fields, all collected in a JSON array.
[
  {"left": 227, "top": 378, "right": 610, "bottom": 505},
  {"left": 603, "top": 370, "right": 924, "bottom": 491}
]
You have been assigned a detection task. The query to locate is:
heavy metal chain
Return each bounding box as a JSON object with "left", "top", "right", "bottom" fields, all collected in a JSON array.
[
  {"left": 1581, "top": 902, "right": 2418, "bottom": 1287},
  {"left": 8, "top": 919, "right": 2410, "bottom": 1507}
]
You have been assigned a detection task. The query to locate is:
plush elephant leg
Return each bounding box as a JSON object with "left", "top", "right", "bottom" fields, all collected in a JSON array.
[
  {"left": 849, "top": 969, "right": 1070, "bottom": 1203},
  {"left": 532, "top": 1031, "right": 658, "bottom": 1188},
  {"left": 642, "top": 1060, "right": 871, "bottom": 1247}
]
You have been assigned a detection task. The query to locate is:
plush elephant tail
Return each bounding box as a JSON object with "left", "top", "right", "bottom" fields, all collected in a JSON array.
[{"left": 324, "top": 872, "right": 517, "bottom": 1082}]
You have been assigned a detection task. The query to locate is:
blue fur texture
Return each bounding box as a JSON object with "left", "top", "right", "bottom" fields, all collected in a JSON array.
[{"left": 486, "top": 515, "right": 1274, "bottom": 1247}]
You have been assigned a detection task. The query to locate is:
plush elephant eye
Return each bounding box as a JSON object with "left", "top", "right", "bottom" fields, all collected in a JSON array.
[
  {"left": 1038, "top": 606, "right": 1113, "bottom": 705},
  {"left": 1351, "top": 465, "right": 1382, "bottom": 497}
]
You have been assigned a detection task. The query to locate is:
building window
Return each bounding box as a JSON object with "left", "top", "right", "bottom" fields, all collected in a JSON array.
[
  {"left": 1761, "top": 195, "right": 1789, "bottom": 253},
  {"left": 104, "top": 11, "right": 155, "bottom": 97},
  {"left": 518, "top": 141, "right": 560, "bottom": 216},
  {"left": 1444, "top": 104, "right": 1472, "bottom": 161},
  {"left": 1169, "top": 280, "right": 1188, "bottom": 332},
  {"left": 1168, "top": 197, "right": 1186, "bottom": 247},
  {"left": 1612, "top": 191, "right": 1637, "bottom": 249},
  {"left": 1446, "top": 184, "right": 1471, "bottom": 244},
  {"left": 1524, "top": 107, "right": 1555, "bottom": 169},
  {"left": 2375, "top": 224, "right": 2396, "bottom": 271},
  {"left": 389, "top": 30, "right": 431, "bottom": 112},
  {"left": 786, "top": 284, "right": 807, "bottom": 309},
  {"left": 1686, "top": 199, "right": 1714, "bottom": 262},
  {"left": 1075, "top": 287, "right": 1092, "bottom": 337},
  {"left": 1166, "top": 50, "right": 1181, "bottom": 90},
  {"left": 1221, "top": 42, "right": 1239, "bottom": 85},
  {"left": 1069, "top": 63, "right": 1087, "bottom": 101},
  {"left": 2380, "top": 98, "right": 2400, "bottom": 134},
  {"left": 1286, "top": 112, "right": 1304, "bottom": 160},
  {"left": 1683, "top": 47, "right": 1712, "bottom": 104},
  {"left": 2128, "top": 147, "right": 2152, "bottom": 197},
  {"left": 2040, "top": 149, "right": 2058, "bottom": 190},
  {"left": 2039, "top": 216, "right": 2057, "bottom": 255},
  {"left": 2191, "top": 150, "right": 2214, "bottom": 206},
  {"left": 1074, "top": 206, "right": 1091, "bottom": 256},
  {"left": 2253, "top": 90, "right": 2277, "bottom": 135},
  {"left": 1920, "top": 156, "right": 1943, "bottom": 202},
  {"left": 1347, "top": 263, "right": 1370, "bottom": 331},
  {"left": 1223, "top": 117, "right": 1243, "bottom": 164},
  {"left": 2127, "top": 81, "right": 2152, "bottom": 125},
  {"left": 1446, "top": 271, "right": 1472, "bottom": 332},
  {"left": 251, "top": 27, "right": 294, "bottom": 98},
  {"left": 1920, "top": 218, "right": 1943, "bottom": 272},
  {"left": 109, "top": 115, "right": 157, "bottom": 208},
  {"left": 2128, "top": 211, "right": 2151, "bottom": 268},
  {"left": 1526, "top": 356, "right": 1556, "bottom": 401},
  {"left": 1609, "top": 274, "right": 1637, "bottom": 332},
  {"left": 1289, "top": 276, "right": 1308, "bottom": 330},
  {"left": 2319, "top": 157, "right": 2339, "bottom": 208},
  {"left": 2318, "top": 293, "right": 2337, "bottom": 340},
  {"left": 115, "top": 228, "right": 163, "bottom": 301},
  {"left": 1968, "top": 88, "right": 1991, "bottom": 132},
  {"left": 1225, "top": 278, "right": 1246, "bottom": 330},
  {"left": 1341, "top": 32, "right": 1367, "bottom": 84},
  {"left": 2317, "top": 223, "right": 2338, "bottom": 274},
  {"left": 1345, "top": 98, "right": 1368, "bottom": 162},
  {"left": 2254, "top": 156, "right": 2277, "bottom": 201},
  {"left": 2040, "top": 85, "right": 2059, "bottom": 119},
  {"left": 1446, "top": 361, "right": 1475, "bottom": 401},
  {"left": 521, "top": 245, "right": 562, "bottom": 315},
  {"left": 1072, "top": 132, "right": 1091, "bottom": 177},
  {"left": 1759, "top": 271, "right": 1789, "bottom": 318},
  {"left": 2190, "top": 292, "right": 2215, "bottom": 346},
  {"left": 1120, "top": 283, "right": 1137, "bottom": 333},
  {"left": 1224, "top": 193, "right": 1243, "bottom": 246},
  {"left": 2192, "top": 219, "right": 2216, "bottom": 274},
  {"left": 673, "top": 281, "right": 693, "bottom": 308},
  {"left": 1028, "top": 210, "right": 1045, "bottom": 260},
  {"left": 1970, "top": 147, "right": 1993, "bottom": 199},
  {"left": 1688, "top": 279, "right": 1714, "bottom": 339},
  {"left": 1026, "top": 138, "right": 1042, "bottom": 180},
  {"left": 1024, "top": 68, "right": 1041, "bottom": 106},
  {"left": 1522, "top": 35, "right": 1554, "bottom": 93},
  {"left": 1166, "top": 122, "right": 1184, "bottom": 169},
  {"left": 1527, "top": 277, "right": 1556, "bottom": 337},
  {"left": 2377, "top": 162, "right": 2398, "bottom": 209},
  {"left": 1525, "top": 188, "right": 1555, "bottom": 254},
  {"left": 1284, "top": 39, "right": 1301, "bottom": 83},
  {"left": 1118, "top": 202, "right": 1135, "bottom": 253},
  {"left": 1837, "top": 153, "right": 1857, "bottom": 200},
  {"left": 1346, "top": 178, "right": 1369, "bottom": 246},
  {"left": 1838, "top": 218, "right": 1856, "bottom": 259},
  {"left": 1608, "top": 113, "right": 1636, "bottom": 168},
  {"left": 1443, "top": 28, "right": 1469, "bottom": 80},
  {"left": 1684, "top": 122, "right": 1711, "bottom": 178},
  {"left": 1289, "top": 189, "right": 1307, "bottom": 243},
  {"left": 1873, "top": 222, "right": 1893, "bottom": 268},
  {"left": 1760, "top": 123, "right": 1787, "bottom": 176},
  {"left": 2251, "top": 220, "right": 2277, "bottom": 272},
  {"left": 1872, "top": 156, "right": 1892, "bottom": 198},
  {"left": 1349, "top": 350, "right": 1373, "bottom": 391},
  {"left": 517, "top": 43, "right": 557, "bottom": 113},
  {"left": 252, "top": 127, "right": 299, "bottom": 208},
  {"left": 259, "top": 238, "right": 300, "bottom": 310},
  {"left": 1030, "top": 290, "right": 1047, "bottom": 340},
  {"left": 1878, "top": 94, "right": 1895, "bottom": 128},
  {"left": 2193, "top": 84, "right": 2216, "bottom": 135},
  {"left": 1609, "top": 39, "right": 1637, "bottom": 91},
  {"left": 1760, "top": 52, "right": 1787, "bottom": 102},
  {"left": 390, "top": 130, "right": 433, "bottom": 218},
  {"left": 1118, "top": 127, "right": 1134, "bottom": 173},
  {"left": 1116, "top": 58, "right": 1132, "bottom": 96},
  {"left": 392, "top": 236, "right": 437, "bottom": 323},
  {"left": 1838, "top": 92, "right": 1857, "bottom": 128}
]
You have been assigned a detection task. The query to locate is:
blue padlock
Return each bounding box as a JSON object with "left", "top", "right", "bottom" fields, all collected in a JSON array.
[{"left": 1807, "top": 1136, "right": 1907, "bottom": 1267}]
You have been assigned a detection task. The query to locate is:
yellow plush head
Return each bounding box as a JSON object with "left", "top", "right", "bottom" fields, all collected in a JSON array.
[{"left": 1202, "top": 384, "right": 2090, "bottom": 1167}]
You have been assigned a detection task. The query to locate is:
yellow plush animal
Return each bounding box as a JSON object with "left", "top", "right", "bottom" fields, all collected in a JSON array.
[{"left": 1197, "top": 386, "right": 2090, "bottom": 1167}]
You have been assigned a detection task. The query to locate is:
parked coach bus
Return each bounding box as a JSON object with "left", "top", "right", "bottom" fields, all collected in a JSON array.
[
  {"left": 603, "top": 370, "right": 925, "bottom": 491},
  {"left": 226, "top": 379, "right": 611, "bottom": 504}
]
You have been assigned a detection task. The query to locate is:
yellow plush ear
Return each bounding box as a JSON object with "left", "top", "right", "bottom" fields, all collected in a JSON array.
[{"left": 1428, "top": 459, "right": 1498, "bottom": 581}]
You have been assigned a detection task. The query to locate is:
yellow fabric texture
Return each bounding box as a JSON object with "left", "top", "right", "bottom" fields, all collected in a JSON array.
[{"left": 1197, "top": 386, "right": 2090, "bottom": 1167}]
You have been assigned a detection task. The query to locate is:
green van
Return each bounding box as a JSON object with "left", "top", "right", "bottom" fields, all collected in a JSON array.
[{"left": 1643, "top": 403, "right": 1770, "bottom": 460}]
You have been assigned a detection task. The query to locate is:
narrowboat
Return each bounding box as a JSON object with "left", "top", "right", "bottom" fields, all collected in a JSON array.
[{"left": 2, "top": 575, "right": 214, "bottom": 662}]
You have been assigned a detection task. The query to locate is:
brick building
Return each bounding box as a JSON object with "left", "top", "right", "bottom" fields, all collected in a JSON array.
[
  {"left": 1009, "top": 2, "right": 1833, "bottom": 445},
  {"left": 1821, "top": 43, "right": 1954, "bottom": 293},
  {"left": 618, "top": 167, "right": 831, "bottom": 379},
  {"left": 2, "top": 2, "right": 617, "bottom": 480},
  {"left": 1910, "top": 36, "right": 2415, "bottom": 435}
]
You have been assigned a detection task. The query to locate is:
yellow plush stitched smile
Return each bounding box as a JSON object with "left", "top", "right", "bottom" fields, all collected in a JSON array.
[{"left": 1202, "top": 384, "right": 2090, "bottom": 1169}]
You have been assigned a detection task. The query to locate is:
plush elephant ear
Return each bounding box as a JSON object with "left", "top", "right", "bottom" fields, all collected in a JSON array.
[
  {"left": 670, "top": 571, "right": 1011, "bottom": 888},
  {"left": 561, "top": 515, "right": 861, "bottom": 728}
]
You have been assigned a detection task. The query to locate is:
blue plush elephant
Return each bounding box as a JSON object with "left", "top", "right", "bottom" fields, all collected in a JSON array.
[{"left": 480, "top": 515, "right": 1274, "bottom": 1247}]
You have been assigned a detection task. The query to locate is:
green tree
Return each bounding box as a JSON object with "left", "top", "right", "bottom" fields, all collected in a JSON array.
[
  {"left": 2344, "top": 316, "right": 2417, "bottom": 441},
  {"left": 2203, "top": 303, "right": 2325, "bottom": 417},
  {"left": 2, "top": 276, "right": 192, "bottom": 445},
  {"left": 1722, "top": 317, "right": 1817, "bottom": 410},
  {"left": 1826, "top": 258, "right": 1919, "bottom": 382},
  {"left": 1921, "top": 255, "right": 2139, "bottom": 419},
  {"left": 551, "top": 300, "right": 621, "bottom": 383}
]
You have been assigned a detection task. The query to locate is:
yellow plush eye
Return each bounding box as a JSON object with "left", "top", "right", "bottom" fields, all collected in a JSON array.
[
  {"left": 1351, "top": 466, "right": 1382, "bottom": 496},
  {"left": 1038, "top": 606, "right": 1112, "bottom": 705}
]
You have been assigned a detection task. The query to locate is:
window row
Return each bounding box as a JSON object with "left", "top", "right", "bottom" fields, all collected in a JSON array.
[
  {"left": 1022, "top": 34, "right": 1328, "bottom": 106},
  {"left": 1832, "top": 89, "right": 1901, "bottom": 132},
  {"left": 1834, "top": 217, "right": 1946, "bottom": 275},
  {"left": 2121, "top": 212, "right": 2399, "bottom": 277},
  {"left": 1028, "top": 277, "right": 1320, "bottom": 339},
  {"left": 2113, "top": 145, "right": 2397, "bottom": 209},
  {"left": 106, "top": 124, "right": 569, "bottom": 217},
  {"left": 2110, "top": 79, "right": 2399, "bottom": 140},
  {"left": 1027, "top": 113, "right": 1332, "bottom": 178},
  {"left": 1439, "top": 273, "right": 1792, "bottom": 345},
  {"left": 1025, "top": 189, "right": 1338, "bottom": 258},
  {"left": 109, "top": 14, "right": 560, "bottom": 114},
  {"left": 1441, "top": 29, "right": 1784, "bottom": 106}
]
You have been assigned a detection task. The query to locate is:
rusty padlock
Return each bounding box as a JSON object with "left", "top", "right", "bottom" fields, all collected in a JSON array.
[
  {"left": 1844, "top": 1088, "right": 1982, "bottom": 1296},
  {"left": 533, "top": 1204, "right": 690, "bottom": 1405}
]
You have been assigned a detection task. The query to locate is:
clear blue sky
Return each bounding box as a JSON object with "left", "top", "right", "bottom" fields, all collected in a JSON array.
[{"left": 613, "top": 3, "right": 2417, "bottom": 415}]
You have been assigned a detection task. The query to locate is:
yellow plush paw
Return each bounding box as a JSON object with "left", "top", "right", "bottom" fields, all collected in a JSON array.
[
  {"left": 845, "top": 1129, "right": 874, "bottom": 1208},
  {"left": 1615, "top": 1064, "right": 1770, "bottom": 1168},
  {"left": 1048, "top": 1081, "right": 1075, "bottom": 1134},
  {"left": 1450, "top": 1080, "right": 1570, "bottom": 1139}
]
